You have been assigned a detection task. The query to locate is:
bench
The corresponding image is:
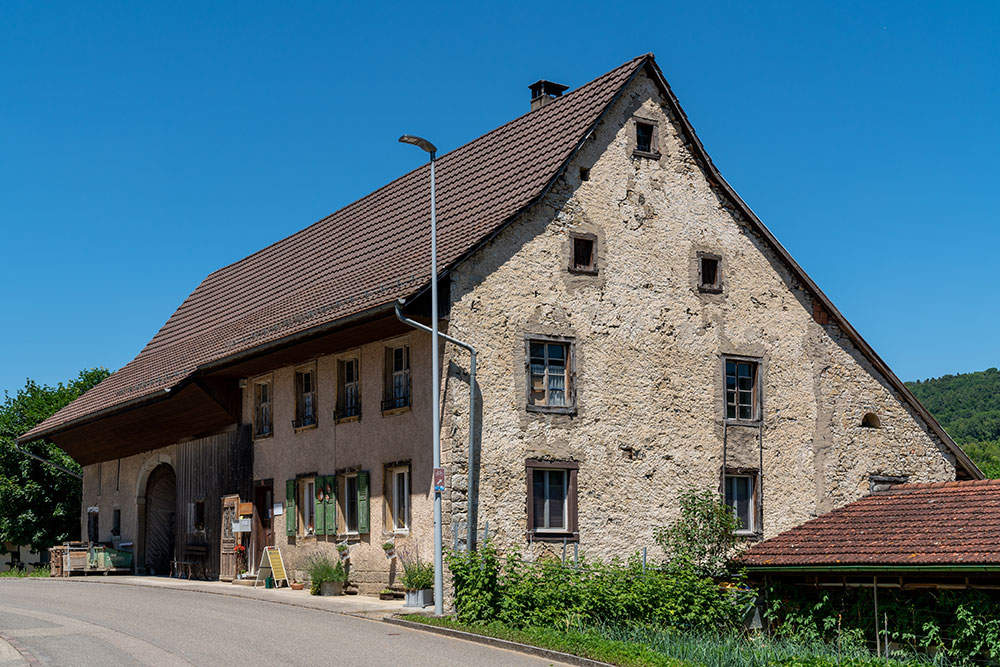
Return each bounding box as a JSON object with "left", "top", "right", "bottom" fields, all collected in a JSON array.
[
  {"left": 170, "top": 560, "right": 199, "bottom": 579},
  {"left": 172, "top": 544, "right": 209, "bottom": 580}
]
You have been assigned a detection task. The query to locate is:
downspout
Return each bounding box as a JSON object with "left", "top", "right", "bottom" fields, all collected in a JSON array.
[
  {"left": 394, "top": 300, "right": 479, "bottom": 551},
  {"left": 13, "top": 444, "right": 83, "bottom": 480}
]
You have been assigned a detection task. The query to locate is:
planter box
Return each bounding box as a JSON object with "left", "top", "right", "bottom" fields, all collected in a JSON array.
[
  {"left": 404, "top": 588, "right": 433, "bottom": 608},
  {"left": 320, "top": 581, "right": 344, "bottom": 596}
]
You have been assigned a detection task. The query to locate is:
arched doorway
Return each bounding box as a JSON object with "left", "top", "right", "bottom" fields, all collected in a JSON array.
[{"left": 143, "top": 463, "right": 176, "bottom": 576}]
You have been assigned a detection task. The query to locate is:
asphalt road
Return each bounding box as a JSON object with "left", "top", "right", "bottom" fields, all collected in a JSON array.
[{"left": 0, "top": 579, "right": 567, "bottom": 666}]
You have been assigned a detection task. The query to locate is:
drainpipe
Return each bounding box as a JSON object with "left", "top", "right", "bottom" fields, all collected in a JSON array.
[
  {"left": 394, "top": 300, "right": 478, "bottom": 551},
  {"left": 14, "top": 444, "right": 83, "bottom": 480}
]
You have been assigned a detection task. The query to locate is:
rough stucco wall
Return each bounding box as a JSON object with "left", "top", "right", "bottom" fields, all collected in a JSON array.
[
  {"left": 440, "top": 71, "right": 957, "bottom": 560},
  {"left": 249, "top": 332, "right": 434, "bottom": 592}
]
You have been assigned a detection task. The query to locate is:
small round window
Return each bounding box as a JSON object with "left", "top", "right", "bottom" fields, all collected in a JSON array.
[{"left": 861, "top": 412, "right": 881, "bottom": 429}]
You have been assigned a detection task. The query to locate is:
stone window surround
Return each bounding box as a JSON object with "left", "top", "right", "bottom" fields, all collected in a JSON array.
[
  {"left": 723, "top": 466, "right": 762, "bottom": 538},
  {"left": 630, "top": 115, "right": 661, "bottom": 160},
  {"left": 722, "top": 354, "right": 764, "bottom": 425},
  {"left": 524, "top": 334, "right": 577, "bottom": 415},
  {"left": 525, "top": 458, "right": 579, "bottom": 542}
]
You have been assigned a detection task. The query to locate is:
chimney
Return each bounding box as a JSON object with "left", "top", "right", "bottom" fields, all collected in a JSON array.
[{"left": 528, "top": 80, "right": 569, "bottom": 111}]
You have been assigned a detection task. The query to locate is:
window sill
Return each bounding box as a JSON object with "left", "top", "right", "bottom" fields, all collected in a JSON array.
[
  {"left": 632, "top": 149, "right": 661, "bottom": 160},
  {"left": 382, "top": 406, "right": 411, "bottom": 417},
  {"left": 568, "top": 266, "right": 598, "bottom": 276},
  {"left": 293, "top": 423, "right": 318, "bottom": 433},
  {"left": 335, "top": 415, "right": 361, "bottom": 425},
  {"left": 698, "top": 285, "right": 723, "bottom": 294},
  {"left": 724, "top": 419, "right": 761, "bottom": 427},
  {"left": 735, "top": 531, "right": 763, "bottom": 542},
  {"left": 526, "top": 404, "right": 576, "bottom": 416},
  {"left": 253, "top": 432, "right": 273, "bottom": 441},
  {"left": 384, "top": 528, "right": 410, "bottom": 538},
  {"left": 528, "top": 531, "right": 579, "bottom": 543},
  {"left": 335, "top": 533, "right": 364, "bottom": 543}
]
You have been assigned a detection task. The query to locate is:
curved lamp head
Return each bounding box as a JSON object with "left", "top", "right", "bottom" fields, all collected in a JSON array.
[{"left": 399, "top": 134, "right": 437, "bottom": 158}]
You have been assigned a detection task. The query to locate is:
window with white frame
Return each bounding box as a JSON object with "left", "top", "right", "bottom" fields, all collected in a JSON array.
[
  {"left": 383, "top": 345, "right": 410, "bottom": 411},
  {"left": 724, "top": 473, "right": 757, "bottom": 534},
  {"left": 337, "top": 357, "right": 360, "bottom": 419},
  {"left": 298, "top": 477, "right": 316, "bottom": 536},
  {"left": 294, "top": 365, "right": 317, "bottom": 428},
  {"left": 343, "top": 473, "right": 359, "bottom": 534},
  {"left": 526, "top": 338, "right": 574, "bottom": 412},
  {"left": 531, "top": 468, "right": 568, "bottom": 531},
  {"left": 386, "top": 464, "right": 410, "bottom": 532},
  {"left": 254, "top": 377, "right": 272, "bottom": 437},
  {"left": 725, "top": 358, "right": 759, "bottom": 421}
]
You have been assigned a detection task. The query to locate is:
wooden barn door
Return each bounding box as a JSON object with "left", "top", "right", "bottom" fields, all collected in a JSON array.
[
  {"left": 219, "top": 494, "right": 239, "bottom": 582},
  {"left": 144, "top": 464, "right": 176, "bottom": 576}
]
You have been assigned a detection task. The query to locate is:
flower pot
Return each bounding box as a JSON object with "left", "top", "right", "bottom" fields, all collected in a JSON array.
[
  {"left": 320, "top": 581, "right": 344, "bottom": 596},
  {"left": 404, "top": 588, "right": 433, "bottom": 608},
  {"left": 383, "top": 549, "right": 395, "bottom": 560},
  {"left": 290, "top": 582, "right": 304, "bottom": 591},
  {"left": 379, "top": 591, "right": 395, "bottom": 600}
]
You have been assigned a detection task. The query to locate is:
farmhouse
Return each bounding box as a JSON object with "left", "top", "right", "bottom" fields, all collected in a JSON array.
[{"left": 19, "top": 54, "right": 980, "bottom": 591}]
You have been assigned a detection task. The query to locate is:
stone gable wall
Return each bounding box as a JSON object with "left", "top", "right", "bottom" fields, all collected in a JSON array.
[{"left": 439, "top": 71, "right": 957, "bottom": 560}]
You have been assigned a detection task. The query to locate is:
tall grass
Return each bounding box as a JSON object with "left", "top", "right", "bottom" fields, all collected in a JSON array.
[{"left": 590, "top": 624, "right": 939, "bottom": 667}]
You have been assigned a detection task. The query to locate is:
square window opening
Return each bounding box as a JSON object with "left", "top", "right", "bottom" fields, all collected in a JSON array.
[
  {"left": 112, "top": 509, "right": 121, "bottom": 537},
  {"left": 527, "top": 339, "right": 573, "bottom": 411},
  {"left": 294, "top": 367, "right": 317, "bottom": 428},
  {"left": 635, "top": 122, "right": 654, "bottom": 154},
  {"left": 194, "top": 500, "right": 206, "bottom": 531},
  {"left": 571, "top": 236, "right": 596, "bottom": 273},
  {"left": 579, "top": 167, "right": 590, "bottom": 181},
  {"left": 725, "top": 474, "right": 757, "bottom": 534},
  {"left": 699, "top": 256, "right": 720, "bottom": 291}
]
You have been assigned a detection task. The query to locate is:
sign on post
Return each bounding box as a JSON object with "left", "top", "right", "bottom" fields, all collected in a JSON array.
[{"left": 433, "top": 467, "right": 445, "bottom": 493}]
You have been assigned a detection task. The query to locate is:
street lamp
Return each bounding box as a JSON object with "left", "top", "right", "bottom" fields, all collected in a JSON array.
[{"left": 398, "top": 133, "right": 444, "bottom": 616}]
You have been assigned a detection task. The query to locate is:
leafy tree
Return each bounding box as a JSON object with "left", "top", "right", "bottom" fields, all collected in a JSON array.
[
  {"left": 905, "top": 368, "right": 1000, "bottom": 478},
  {"left": 654, "top": 486, "right": 742, "bottom": 578},
  {"left": 0, "top": 368, "right": 109, "bottom": 554}
]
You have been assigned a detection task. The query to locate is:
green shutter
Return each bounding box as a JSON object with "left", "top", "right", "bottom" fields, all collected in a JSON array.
[
  {"left": 314, "top": 475, "right": 326, "bottom": 535},
  {"left": 285, "top": 479, "right": 296, "bottom": 537},
  {"left": 325, "top": 475, "right": 338, "bottom": 535},
  {"left": 358, "top": 470, "right": 370, "bottom": 534}
]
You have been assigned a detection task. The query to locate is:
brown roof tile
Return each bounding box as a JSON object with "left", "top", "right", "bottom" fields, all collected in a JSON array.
[
  {"left": 741, "top": 479, "right": 1000, "bottom": 568},
  {"left": 22, "top": 54, "right": 649, "bottom": 443}
]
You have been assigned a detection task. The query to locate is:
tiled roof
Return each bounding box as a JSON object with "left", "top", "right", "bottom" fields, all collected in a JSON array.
[
  {"left": 741, "top": 480, "right": 1000, "bottom": 568},
  {"left": 21, "top": 54, "right": 649, "bottom": 443}
]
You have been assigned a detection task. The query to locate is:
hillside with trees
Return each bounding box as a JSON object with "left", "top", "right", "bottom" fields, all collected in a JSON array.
[{"left": 906, "top": 367, "right": 1000, "bottom": 477}]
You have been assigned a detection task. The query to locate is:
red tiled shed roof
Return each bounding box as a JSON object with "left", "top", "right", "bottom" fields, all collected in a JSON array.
[
  {"left": 741, "top": 480, "right": 1000, "bottom": 569},
  {"left": 20, "top": 55, "right": 650, "bottom": 443}
]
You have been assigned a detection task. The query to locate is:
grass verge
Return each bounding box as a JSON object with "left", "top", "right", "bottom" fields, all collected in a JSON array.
[
  {"left": 0, "top": 566, "right": 50, "bottom": 578},
  {"left": 399, "top": 614, "right": 687, "bottom": 667}
]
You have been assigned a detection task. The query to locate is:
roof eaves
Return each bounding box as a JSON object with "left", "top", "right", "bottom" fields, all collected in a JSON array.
[{"left": 640, "top": 58, "right": 982, "bottom": 481}]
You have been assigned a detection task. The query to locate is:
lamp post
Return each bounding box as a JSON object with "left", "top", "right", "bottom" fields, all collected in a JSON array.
[{"left": 398, "top": 134, "right": 443, "bottom": 616}]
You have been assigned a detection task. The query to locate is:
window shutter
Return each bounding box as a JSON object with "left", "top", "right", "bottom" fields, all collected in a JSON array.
[
  {"left": 314, "top": 475, "right": 326, "bottom": 535},
  {"left": 285, "top": 479, "right": 296, "bottom": 537},
  {"left": 568, "top": 468, "right": 579, "bottom": 535},
  {"left": 358, "top": 470, "right": 370, "bottom": 534},
  {"left": 325, "top": 475, "right": 337, "bottom": 535}
]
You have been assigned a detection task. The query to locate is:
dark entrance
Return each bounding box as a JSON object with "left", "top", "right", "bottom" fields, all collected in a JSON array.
[
  {"left": 252, "top": 482, "right": 274, "bottom": 573},
  {"left": 144, "top": 463, "right": 176, "bottom": 576}
]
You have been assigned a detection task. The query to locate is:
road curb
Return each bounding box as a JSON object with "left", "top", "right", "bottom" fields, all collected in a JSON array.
[
  {"left": 0, "top": 631, "right": 40, "bottom": 666},
  {"left": 382, "top": 616, "right": 614, "bottom": 667}
]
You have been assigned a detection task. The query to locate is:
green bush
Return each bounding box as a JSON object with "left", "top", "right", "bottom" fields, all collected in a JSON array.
[
  {"left": 400, "top": 561, "right": 434, "bottom": 590},
  {"left": 447, "top": 543, "right": 754, "bottom": 631},
  {"left": 305, "top": 555, "right": 345, "bottom": 586}
]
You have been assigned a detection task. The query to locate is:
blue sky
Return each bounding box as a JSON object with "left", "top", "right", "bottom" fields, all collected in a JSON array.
[{"left": 1, "top": 1, "right": 998, "bottom": 398}]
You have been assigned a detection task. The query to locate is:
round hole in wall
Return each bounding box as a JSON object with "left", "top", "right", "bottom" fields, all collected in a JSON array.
[{"left": 861, "top": 412, "right": 881, "bottom": 429}]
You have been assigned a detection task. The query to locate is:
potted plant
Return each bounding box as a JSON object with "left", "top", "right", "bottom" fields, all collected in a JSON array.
[
  {"left": 379, "top": 587, "right": 395, "bottom": 600},
  {"left": 382, "top": 541, "right": 395, "bottom": 559},
  {"left": 307, "top": 555, "right": 346, "bottom": 596},
  {"left": 336, "top": 543, "right": 350, "bottom": 561},
  {"left": 400, "top": 561, "right": 434, "bottom": 608}
]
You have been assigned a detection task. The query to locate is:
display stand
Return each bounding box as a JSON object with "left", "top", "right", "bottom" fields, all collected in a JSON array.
[{"left": 253, "top": 546, "right": 288, "bottom": 588}]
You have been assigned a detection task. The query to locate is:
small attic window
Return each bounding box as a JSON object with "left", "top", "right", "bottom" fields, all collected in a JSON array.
[
  {"left": 861, "top": 412, "right": 881, "bottom": 429},
  {"left": 569, "top": 233, "right": 597, "bottom": 275},
  {"left": 579, "top": 167, "right": 590, "bottom": 181},
  {"left": 698, "top": 252, "right": 722, "bottom": 293},
  {"left": 633, "top": 118, "right": 659, "bottom": 158}
]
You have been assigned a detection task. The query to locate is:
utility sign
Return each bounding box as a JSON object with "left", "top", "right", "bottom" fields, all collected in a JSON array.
[{"left": 433, "top": 467, "right": 446, "bottom": 493}]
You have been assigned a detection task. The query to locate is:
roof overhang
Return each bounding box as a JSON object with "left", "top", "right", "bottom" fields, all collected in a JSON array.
[{"left": 744, "top": 563, "right": 1000, "bottom": 574}]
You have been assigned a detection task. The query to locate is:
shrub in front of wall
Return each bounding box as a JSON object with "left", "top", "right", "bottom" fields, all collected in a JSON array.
[{"left": 400, "top": 561, "right": 434, "bottom": 591}]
